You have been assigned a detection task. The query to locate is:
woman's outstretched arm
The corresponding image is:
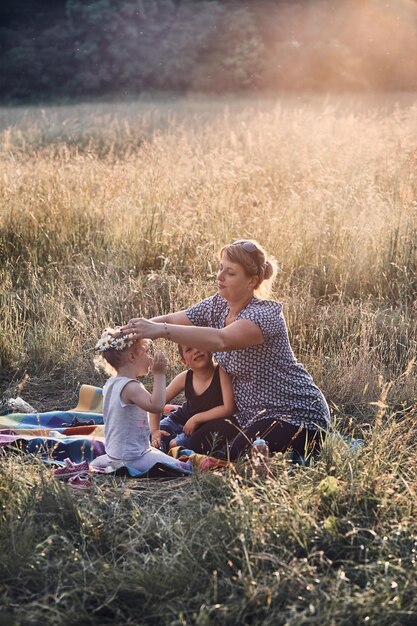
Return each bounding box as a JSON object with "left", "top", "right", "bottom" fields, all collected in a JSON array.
[
  {"left": 149, "top": 311, "right": 192, "bottom": 325},
  {"left": 120, "top": 317, "right": 264, "bottom": 352}
]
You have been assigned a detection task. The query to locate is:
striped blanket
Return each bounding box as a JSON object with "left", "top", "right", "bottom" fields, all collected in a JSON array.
[
  {"left": 0, "top": 385, "right": 229, "bottom": 476},
  {"left": 0, "top": 409, "right": 105, "bottom": 464}
]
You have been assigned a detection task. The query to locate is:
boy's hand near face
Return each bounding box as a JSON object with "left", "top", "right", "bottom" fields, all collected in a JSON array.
[{"left": 183, "top": 414, "right": 201, "bottom": 435}]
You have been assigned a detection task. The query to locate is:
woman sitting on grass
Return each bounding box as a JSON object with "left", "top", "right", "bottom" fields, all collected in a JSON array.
[
  {"left": 120, "top": 239, "right": 330, "bottom": 460},
  {"left": 90, "top": 329, "right": 192, "bottom": 475}
]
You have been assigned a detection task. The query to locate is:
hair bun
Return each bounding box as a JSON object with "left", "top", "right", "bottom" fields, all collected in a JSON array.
[{"left": 264, "top": 260, "right": 274, "bottom": 280}]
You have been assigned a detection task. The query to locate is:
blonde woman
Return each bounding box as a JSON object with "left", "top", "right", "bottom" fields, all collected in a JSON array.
[{"left": 121, "top": 240, "right": 330, "bottom": 460}]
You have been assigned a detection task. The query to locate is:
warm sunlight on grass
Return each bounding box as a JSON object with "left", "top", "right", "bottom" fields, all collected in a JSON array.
[
  {"left": 1, "top": 96, "right": 415, "bottom": 415},
  {"left": 1, "top": 95, "right": 416, "bottom": 625}
]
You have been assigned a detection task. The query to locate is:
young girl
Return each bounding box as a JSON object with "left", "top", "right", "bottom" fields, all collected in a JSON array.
[
  {"left": 90, "top": 328, "right": 192, "bottom": 475},
  {"left": 151, "top": 345, "right": 236, "bottom": 453}
]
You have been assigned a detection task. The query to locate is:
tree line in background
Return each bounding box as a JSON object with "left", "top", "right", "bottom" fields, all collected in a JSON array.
[{"left": 1, "top": 0, "right": 416, "bottom": 101}]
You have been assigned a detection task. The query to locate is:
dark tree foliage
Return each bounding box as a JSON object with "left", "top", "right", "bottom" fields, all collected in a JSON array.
[
  {"left": 0, "top": 0, "right": 416, "bottom": 101},
  {"left": 0, "top": 0, "right": 66, "bottom": 28}
]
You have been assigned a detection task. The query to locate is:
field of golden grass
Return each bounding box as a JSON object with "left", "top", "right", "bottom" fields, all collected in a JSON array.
[
  {"left": 1, "top": 94, "right": 417, "bottom": 626},
  {"left": 0, "top": 95, "right": 416, "bottom": 419}
]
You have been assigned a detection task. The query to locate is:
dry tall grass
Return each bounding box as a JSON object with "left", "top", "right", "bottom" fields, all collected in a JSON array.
[
  {"left": 0, "top": 96, "right": 416, "bottom": 419},
  {"left": 1, "top": 95, "right": 417, "bottom": 626},
  {"left": 2, "top": 412, "right": 417, "bottom": 625}
]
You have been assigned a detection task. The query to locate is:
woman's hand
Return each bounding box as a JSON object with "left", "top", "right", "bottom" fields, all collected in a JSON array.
[
  {"left": 151, "top": 351, "right": 168, "bottom": 374},
  {"left": 121, "top": 318, "right": 163, "bottom": 341}
]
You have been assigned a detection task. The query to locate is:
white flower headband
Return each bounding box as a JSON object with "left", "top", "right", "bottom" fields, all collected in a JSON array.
[{"left": 94, "top": 328, "right": 135, "bottom": 352}]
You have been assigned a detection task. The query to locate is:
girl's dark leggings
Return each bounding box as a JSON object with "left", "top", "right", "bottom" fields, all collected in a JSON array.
[{"left": 185, "top": 417, "right": 325, "bottom": 461}]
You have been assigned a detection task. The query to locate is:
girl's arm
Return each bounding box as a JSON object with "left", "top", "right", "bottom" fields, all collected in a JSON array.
[
  {"left": 121, "top": 352, "right": 167, "bottom": 413},
  {"left": 182, "top": 367, "right": 236, "bottom": 435},
  {"left": 149, "top": 370, "right": 187, "bottom": 448},
  {"left": 148, "top": 411, "right": 165, "bottom": 442},
  {"left": 121, "top": 318, "right": 264, "bottom": 352},
  {"left": 122, "top": 377, "right": 165, "bottom": 413}
]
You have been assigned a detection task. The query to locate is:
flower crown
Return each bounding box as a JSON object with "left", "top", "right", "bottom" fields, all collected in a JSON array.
[{"left": 94, "top": 328, "right": 135, "bottom": 352}]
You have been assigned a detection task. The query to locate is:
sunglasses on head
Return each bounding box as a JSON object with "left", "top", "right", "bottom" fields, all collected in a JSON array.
[{"left": 231, "top": 240, "right": 258, "bottom": 254}]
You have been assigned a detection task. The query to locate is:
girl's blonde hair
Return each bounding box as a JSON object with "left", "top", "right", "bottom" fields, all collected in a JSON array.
[
  {"left": 94, "top": 327, "right": 138, "bottom": 376},
  {"left": 220, "top": 239, "right": 278, "bottom": 298}
]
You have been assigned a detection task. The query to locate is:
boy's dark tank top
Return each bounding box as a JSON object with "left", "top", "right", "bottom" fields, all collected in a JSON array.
[{"left": 185, "top": 365, "right": 223, "bottom": 415}]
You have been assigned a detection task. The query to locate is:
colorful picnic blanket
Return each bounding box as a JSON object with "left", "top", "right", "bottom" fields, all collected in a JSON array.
[
  {"left": 1, "top": 385, "right": 107, "bottom": 464},
  {"left": 0, "top": 410, "right": 105, "bottom": 464},
  {"left": 0, "top": 385, "right": 232, "bottom": 476}
]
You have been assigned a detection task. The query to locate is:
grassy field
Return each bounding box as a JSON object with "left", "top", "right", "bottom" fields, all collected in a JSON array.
[{"left": 0, "top": 95, "right": 416, "bottom": 624}]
